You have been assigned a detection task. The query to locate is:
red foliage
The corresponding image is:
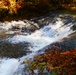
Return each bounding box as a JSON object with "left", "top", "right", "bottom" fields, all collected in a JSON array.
[{"left": 32, "top": 46, "right": 76, "bottom": 75}]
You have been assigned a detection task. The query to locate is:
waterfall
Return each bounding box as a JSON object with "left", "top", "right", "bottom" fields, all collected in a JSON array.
[{"left": 0, "top": 17, "right": 76, "bottom": 75}]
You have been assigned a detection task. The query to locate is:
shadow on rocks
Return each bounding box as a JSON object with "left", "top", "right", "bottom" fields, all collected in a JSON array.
[{"left": 0, "top": 41, "right": 32, "bottom": 58}]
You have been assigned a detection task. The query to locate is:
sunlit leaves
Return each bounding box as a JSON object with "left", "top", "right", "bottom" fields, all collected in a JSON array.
[{"left": 0, "top": 0, "right": 22, "bottom": 14}]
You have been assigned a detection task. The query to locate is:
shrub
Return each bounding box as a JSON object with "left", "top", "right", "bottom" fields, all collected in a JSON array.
[{"left": 26, "top": 46, "right": 76, "bottom": 75}]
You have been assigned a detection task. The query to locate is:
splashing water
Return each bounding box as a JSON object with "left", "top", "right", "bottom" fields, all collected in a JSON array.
[
  {"left": 6, "top": 19, "right": 75, "bottom": 51},
  {"left": 0, "top": 18, "right": 76, "bottom": 75},
  {"left": 0, "top": 58, "right": 19, "bottom": 75}
]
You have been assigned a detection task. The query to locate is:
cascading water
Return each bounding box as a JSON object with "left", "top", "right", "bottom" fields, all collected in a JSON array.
[{"left": 0, "top": 16, "right": 76, "bottom": 75}]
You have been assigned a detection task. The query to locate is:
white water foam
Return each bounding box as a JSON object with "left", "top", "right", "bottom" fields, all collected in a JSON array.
[{"left": 0, "top": 58, "right": 19, "bottom": 75}]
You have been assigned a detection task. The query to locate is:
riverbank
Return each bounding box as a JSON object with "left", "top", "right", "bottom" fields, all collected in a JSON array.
[
  {"left": 25, "top": 46, "right": 76, "bottom": 75},
  {"left": 0, "top": 10, "right": 76, "bottom": 22}
]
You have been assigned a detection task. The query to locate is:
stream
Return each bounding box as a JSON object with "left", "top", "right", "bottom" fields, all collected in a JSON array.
[{"left": 0, "top": 13, "right": 76, "bottom": 75}]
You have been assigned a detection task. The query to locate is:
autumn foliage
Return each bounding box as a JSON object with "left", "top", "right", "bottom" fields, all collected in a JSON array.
[
  {"left": 0, "top": 0, "right": 23, "bottom": 14},
  {"left": 0, "top": 0, "right": 76, "bottom": 21},
  {"left": 27, "top": 46, "right": 76, "bottom": 75},
  {"left": 0, "top": 0, "right": 76, "bottom": 14}
]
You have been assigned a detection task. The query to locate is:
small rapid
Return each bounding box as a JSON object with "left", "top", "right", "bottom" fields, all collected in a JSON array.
[
  {"left": 0, "top": 16, "right": 76, "bottom": 75},
  {"left": 6, "top": 18, "right": 75, "bottom": 51}
]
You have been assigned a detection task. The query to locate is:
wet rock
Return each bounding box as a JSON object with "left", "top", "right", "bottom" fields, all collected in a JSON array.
[
  {"left": 11, "top": 20, "right": 40, "bottom": 33},
  {"left": 0, "top": 41, "right": 32, "bottom": 58},
  {"left": 71, "top": 24, "right": 76, "bottom": 31},
  {"left": 51, "top": 38, "right": 76, "bottom": 51},
  {"left": 0, "top": 20, "right": 40, "bottom": 34},
  {"left": 31, "top": 11, "right": 76, "bottom": 28}
]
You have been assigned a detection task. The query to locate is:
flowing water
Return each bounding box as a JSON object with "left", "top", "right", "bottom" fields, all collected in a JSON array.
[{"left": 0, "top": 15, "right": 76, "bottom": 75}]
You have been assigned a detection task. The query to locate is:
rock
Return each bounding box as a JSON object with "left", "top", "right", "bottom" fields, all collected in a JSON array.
[
  {"left": 0, "top": 41, "right": 32, "bottom": 58},
  {"left": 10, "top": 20, "right": 39, "bottom": 33},
  {"left": 0, "top": 20, "right": 40, "bottom": 34},
  {"left": 51, "top": 38, "right": 76, "bottom": 51},
  {"left": 30, "top": 11, "right": 75, "bottom": 28}
]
